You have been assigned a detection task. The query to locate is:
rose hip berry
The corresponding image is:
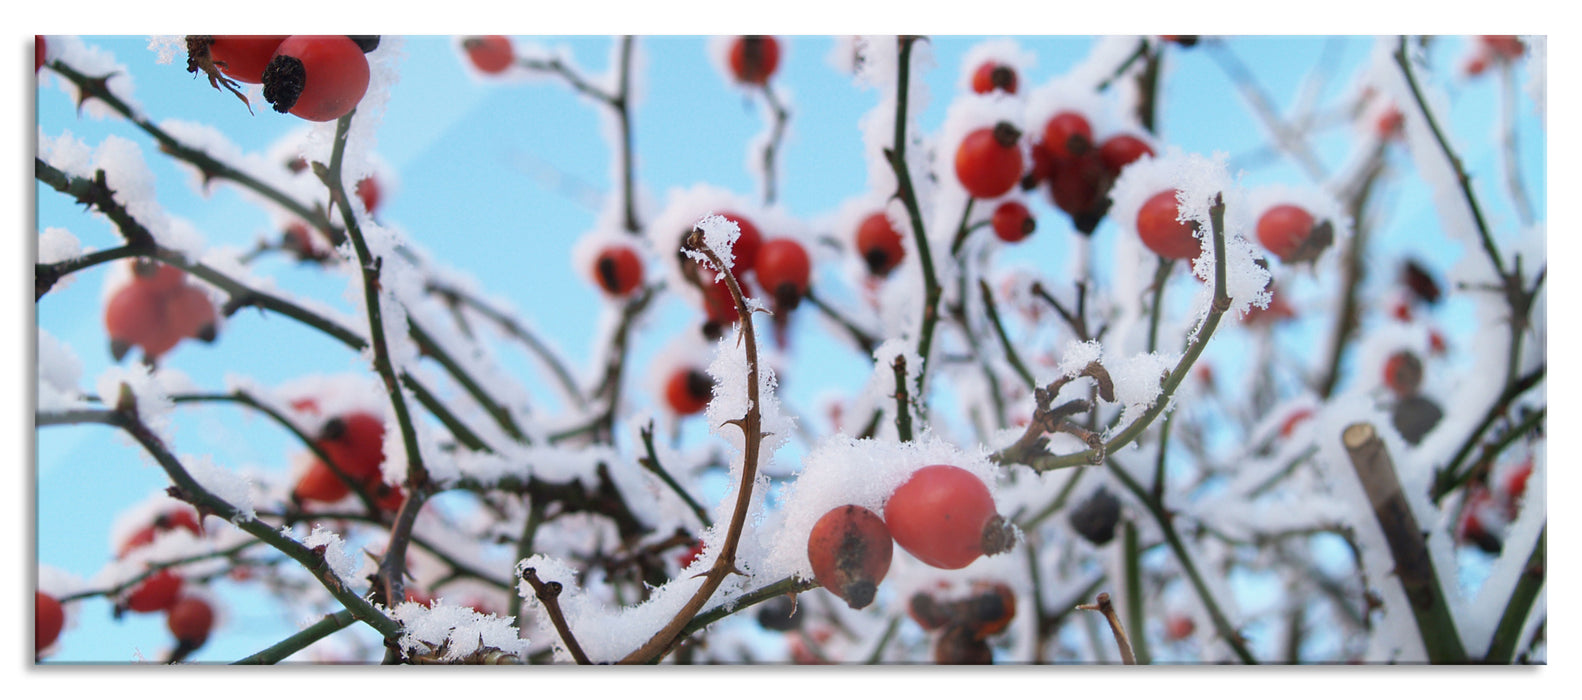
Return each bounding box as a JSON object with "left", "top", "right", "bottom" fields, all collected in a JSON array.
[
  {"left": 807, "top": 505, "right": 893, "bottom": 610},
  {"left": 188, "top": 36, "right": 288, "bottom": 84},
  {"left": 665, "top": 368, "right": 713, "bottom": 415},
  {"left": 1256, "top": 204, "right": 1317, "bottom": 261},
  {"left": 36, "top": 591, "right": 64, "bottom": 653},
  {"left": 463, "top": 36, "right": 514, "bottom": 74},
  {"left": 755, "top": 238, "right": 812, "bottom": 312},
  {"left": 318, "top": 412, "right": 386, "bottom": 482},
  {"left": 166, "top": 596, "right": 215, "bottom": 649},
  {"left": 971, "top": 62, "right": 1017, "bottom": 95},
  {"left": 117, "top": 507, "right": 203, "bottom": 559},
  {"left": 856, "top": 212, "right": 905, "bottom": 277},
  {"left": 293, "top": 459, "right": 352, "bottom": 504},
  {"left": 955, "top": 123, "right": 1025, "bottom": 199},
  {"left": 125, "top": 569, "right": 184, "bottom": 613},
  {"left": 1136, "top": 190, "right": 1201, "bottom": 260},
  {"left": 884, "top": 464, "right": 1014, "bottom": 570},
  {"left": 991, "top": 201, "right": 1036, "bottom": 243},
  {"left": 593, "top": 245, "right": 644, "bottom": 296},
  {"left": 262, "top": 35, "right": 371, "bottom": 122},
  {"left": 1098, "top": 134, "right": 1155, "bottom": 173},
  {"left": 1041, "top": 111, "right": 1093, "bottom": 159},
  {"left": 729, "top": 36, "right": 780, "bottom": 85}
]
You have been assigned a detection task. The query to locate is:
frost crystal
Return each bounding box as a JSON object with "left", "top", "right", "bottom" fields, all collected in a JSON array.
[
  {"left": 392, "top": 600, "right": 530, "bottom": 662},
  {"left": 303, "top": 526, "right": 368, "bottom": 584}
]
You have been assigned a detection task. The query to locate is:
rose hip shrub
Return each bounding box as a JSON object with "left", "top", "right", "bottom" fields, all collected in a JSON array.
[{"left": 35, "top": 35, "right": 1545, "bottom": 665}]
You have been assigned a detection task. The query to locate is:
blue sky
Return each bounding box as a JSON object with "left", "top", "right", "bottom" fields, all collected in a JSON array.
[{"left": 31, "top": 34, "right": 1544, "bottom": 665}]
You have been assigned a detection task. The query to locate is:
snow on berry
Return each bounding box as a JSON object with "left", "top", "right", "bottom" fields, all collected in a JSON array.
[{"left": 958, "top": 38, "right": 1034, "bottom": 96}]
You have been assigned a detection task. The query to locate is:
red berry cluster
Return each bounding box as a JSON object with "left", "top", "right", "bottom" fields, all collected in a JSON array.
[
  {"left": 677, "top": 212, "right": 811, "bottom": 340},
  {"left": 109, "top": 506, "right": 219, "bottom": 657},
  {"left": 1026, "top": 110, "right": 1155, "bottom": 235},
  {"left": 103, "top": 260, "right": 219, "bottom": 364},
  {"left": 806, "top": 465, "right": 1013, "bottom": 612},
  {"left": 292, "top": 410, "right": 404, "bottom": 511}
]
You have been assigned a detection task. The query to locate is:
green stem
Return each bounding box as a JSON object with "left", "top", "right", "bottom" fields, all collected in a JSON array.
[
  {"left": 1485, "top": 525, "right": 1545, "bottom": 663},
  {"left": 233, "top": 609, "right": 357, "bottom": 664},
  {"left": 979, "top": 278, "right": 1036, "bottom": 391}
]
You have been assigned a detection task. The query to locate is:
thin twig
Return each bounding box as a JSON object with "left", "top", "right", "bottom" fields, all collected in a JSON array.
[
  {"left": 638, "top": 420, "right": 711, "bottom": 527},
  {"left": 1076, "top": 593, "right": 1136, "bottom": 664},
  {"left": 978, "top": 278, "right": 1036, "bottom": 391},
  {"left": 234, "top": 609, "right": 357, "bottom": 664},
  {"left": 1393, "top": 36, "right": 1505, "bottom": 278},
  {"left": 759, "top": 81, "right": 790, "bottom": 205},
  {"left": 521, "top": 567, "right": 592, "bottom": 664},
  {"left": 41, "top": 399, "right": 401, "bottom": 640},
  {"left": 998, "top": 194, "right": 1233, "bottom": 472}
]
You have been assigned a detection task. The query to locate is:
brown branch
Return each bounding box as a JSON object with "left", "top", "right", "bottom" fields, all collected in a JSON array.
[
  {"left": 1076, "top": 592, "right": 1136, "bottom": 664},
  {"left": 521, "top": 567, "right": 592, "bottom": 664},
  {"left": 1341, "top": 422, "right": 1466, "bottom": 663},
  {"left": 618, "top": 229, "right": 768, "bottom": 664}
]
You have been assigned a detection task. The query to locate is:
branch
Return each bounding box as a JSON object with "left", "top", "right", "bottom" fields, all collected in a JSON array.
[
  {"left": 317, "top": 113, "right": 431, "bottom": 614},
  {"left": 618, "top": 230, "right": 769, "bottom": 664},
  {"left": 978, "top": 278, "right": 1036, "bottom": 390},
  {"left": 1392, "top": 36, "right": 1505, "bottom": 278},
  {"left": 1076, "top": 593, "right": 1136, "bottom": 664},
  {"left": 884, "top": 36, "right": 943, "bottom": 405},
  {"left": 41, "top": 398, "right": 401, "bottom": 640},
  {"left": 50, "top": 60, "right": 343, "bottom": 243},
  {"left": 521, "top": 567, "right": 592, "bottom": 664},
  {"left": 234, "top": 609, "right": 357, "bottom": 664},
  {"left": 758, "top": 81, "right": 791, "bottom": 205},
  {"left": 1485, "top": 525, "right": 1545, "bottom": 663},
  {"left": 999, "top": 193, "right": 1233, "bottom": 472},
  {"left": 638, "top": 420, "right": 711, "bottom": 528},
  {"left": 1342, "top": 422, "right": 1466, "bottom": 663}
]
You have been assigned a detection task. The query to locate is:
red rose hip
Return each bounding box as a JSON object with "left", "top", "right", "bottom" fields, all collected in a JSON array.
[
  {"left": 463, "top": 35, "right": 514, "bottom": 74},
  {"left": 971, "top": 62, "right": 1017, "bottom": 95},
  {"left": 665, "top": 368, "right": 713, "bottom": 415},
  {"left": 884, "top": 464, "right": 1014, "bottom": 569},
  {"left": 1042, "top": 111, "right": 1093, "bottom": 159},
  {"left": 125, "top": 569, "right": 184, "bottom": 613},
  {"left": 856, "top": 212, "right": 905, "bottom": 276},
  {"left": 1256, "top": 204, "right": 1317, "bottom": 261},
  {"left": 36, "top": 591, "right": 64, "bottom": 653},
  {"left": 729, "top": 36, "right": 780, "bottom": 85},
  {"left": 262, "top": 35, "right": 371, "bottom": 122},
  {"left": 807, "top": 505, "right": 893, "bottom": 610},
  {"left": 955, "top": 123, "right": 1025, "bottom": 199},
  {"left": 991, "top": 201, "right": 1035, "bottom": 243},
  {"left": 755, "top": 238, "right": 812, "bottom": 311},
  {"left": 593, "top": 245, "right": 644, "bottom": 296},
  {"left": 1136, "top": 190, "right": 1201, "bottom": 260},
  {"left": 166, "top": 596, "right": 215, "bottom": 649}
]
